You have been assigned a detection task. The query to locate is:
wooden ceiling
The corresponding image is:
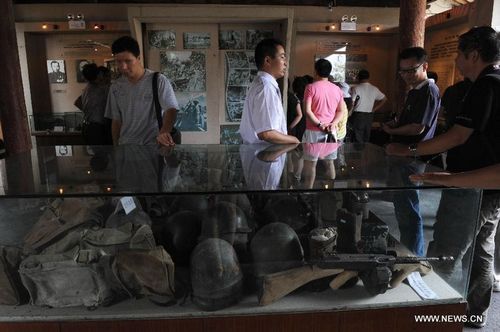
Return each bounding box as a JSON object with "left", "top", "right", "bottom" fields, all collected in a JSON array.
[{"left": 12, "top": 0, "right": 417, "bottom": 7}]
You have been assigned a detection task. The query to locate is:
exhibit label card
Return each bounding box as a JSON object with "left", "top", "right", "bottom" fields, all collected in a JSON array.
[
  {"left": 120, "top": 196, "right": 136, "bottom": 215},
  {"left": 407, "top": 271, "right": 439, "bottom": 300}
]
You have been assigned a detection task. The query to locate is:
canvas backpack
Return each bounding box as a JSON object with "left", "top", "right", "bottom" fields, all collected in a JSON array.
[{"left": 0, "top": 246, "right": 29, "bottom": 305}]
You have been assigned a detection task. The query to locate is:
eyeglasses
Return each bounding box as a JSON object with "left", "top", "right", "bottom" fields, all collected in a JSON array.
[{"left": 398, "top": 62, "right": 424, "bottom": 75}]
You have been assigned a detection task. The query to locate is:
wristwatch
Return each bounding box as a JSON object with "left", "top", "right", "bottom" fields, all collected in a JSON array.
[
  {"left": 408, "top": 143, "right": 418, "bottom": 157},
  {"left": 317, "top": 121, "right": 323, "bottom": 128}
]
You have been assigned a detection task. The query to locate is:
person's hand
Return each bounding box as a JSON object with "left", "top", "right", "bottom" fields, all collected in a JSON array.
[
  {"left": 157, "top": 130, "right": 175, "bottom": 146},
  {"left": 409, "top": 172, "right": 452, "bottom": 186},
  {"left": 385, "top": 143, "right": 409, "bottom": 156},
  {"left": 381, "top": 122, "right": 393, "bottom": 134},
  {"left": 319, "top": 122, "right": 330, "bottom": 132}
]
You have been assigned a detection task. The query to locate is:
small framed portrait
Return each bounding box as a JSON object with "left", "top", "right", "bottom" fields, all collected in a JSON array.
[
  {"left": 47, "top": 60, "right": 67, "bottom": 84},
  {"left": 76, "top": 59, "right": 92, "bottom": 83}
]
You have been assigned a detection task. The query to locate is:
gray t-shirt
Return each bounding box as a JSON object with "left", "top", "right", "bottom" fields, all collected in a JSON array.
[{"left": 105, "top": 69, "right": 178, "bottom": 145}]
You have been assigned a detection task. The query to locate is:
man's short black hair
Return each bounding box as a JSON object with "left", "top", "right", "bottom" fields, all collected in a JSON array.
[
  {"left": 112, "top": 36, "right": 140, "bottom": 57},
  {"left": 254, "top": 38, "right": 284, "bottom": 70},
  {"left": 82, "top": 63, "right": 99, "bottom": 82},
  {"left": 314, "top": 59, "right": 332, "bottom": 78},
  {"left": 399, "top": 47, "right": 428, "bottom": 63},
  {"left": 458, "top": 26, "right": 500, "bottom": 63},
  {"left": 357, "top": 69, "right": 370, "bottom": 80}
]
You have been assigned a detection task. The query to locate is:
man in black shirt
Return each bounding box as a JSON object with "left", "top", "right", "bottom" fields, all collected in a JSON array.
[{"left": 386, "top": 26, "right": 500, "bottom": 328}]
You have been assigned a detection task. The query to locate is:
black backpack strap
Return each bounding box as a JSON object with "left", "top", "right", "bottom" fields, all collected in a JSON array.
[{"left": 152, "top": 72, "right": 162, "bottom": 129}]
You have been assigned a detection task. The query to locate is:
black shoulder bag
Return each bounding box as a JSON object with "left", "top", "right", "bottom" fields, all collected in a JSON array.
[{"left": 152, "top": 72, "right": 181, "bottom": 144}]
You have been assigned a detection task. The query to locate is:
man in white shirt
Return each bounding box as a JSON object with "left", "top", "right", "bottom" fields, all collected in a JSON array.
[
  {"left": 239, "top": 39, "right": 300, "bottom": 144},
  {"left": 349, "top": 69, "right": 387, "bottom": 143}
]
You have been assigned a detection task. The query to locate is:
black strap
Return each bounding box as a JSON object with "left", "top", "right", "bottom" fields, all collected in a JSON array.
[{"left": 152, "top": 72, "right": 162, "bottom": 129}]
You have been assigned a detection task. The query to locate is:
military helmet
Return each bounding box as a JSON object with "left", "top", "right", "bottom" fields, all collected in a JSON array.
[
  {"left": 190, "top": 238, "right": 243, "bottom": 311},
  {"left": 200, "top": 201, "right": 250, "bottom": 245},
  {"left": 262, "top": 195, "right": 311, "bottom": 231},
  {"left": 164, "top": 211, "right": 202, "bottom": 266},
  {"left": 250, "top": 222, "right": 304, "bottom": 277}
]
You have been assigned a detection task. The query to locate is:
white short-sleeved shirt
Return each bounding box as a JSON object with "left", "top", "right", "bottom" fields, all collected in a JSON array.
[
  {"left": 239, "top": 71, "right": 287, "bottom": 144},
  {"left": 239, "top": 144, "right": 285, "bottom": 190},
  {"left": 350, "top": 82, "right": 386, "bottom": 113},
  {"left": 105, "top": 69, "right": 178, "bottom": 145}
]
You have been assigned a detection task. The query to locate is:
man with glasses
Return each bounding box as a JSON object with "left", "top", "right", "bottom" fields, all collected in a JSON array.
[
  {"left": 239, "top": 38, "right": 300, "bottom": 144},
  {"left": 386, "top": 26, "right": 500, "bottom": 328},
  {"left": 382, "top": 47, "right": 441, "bottom": 257}
]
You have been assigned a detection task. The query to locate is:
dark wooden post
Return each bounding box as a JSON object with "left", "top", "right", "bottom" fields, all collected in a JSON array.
[
  {"left": 396, "top": 0, "right": 428, "bottom": 113},
  {"left": 0, "top": 0, "right": 32, "bottom": 155},
  {"left": 399, "top": 0, "right": 427, "bottom": 49}
]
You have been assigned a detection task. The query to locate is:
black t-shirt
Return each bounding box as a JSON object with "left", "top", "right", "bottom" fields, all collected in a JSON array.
[
  {"left": 393, "top": 80, "right": 441, "bottom": 144},
  {"left": 441, "top": 79, "right": 472, "bottom": 128},
  {"left": 447, "top": 65, "right": 500, "bottom": 172}
]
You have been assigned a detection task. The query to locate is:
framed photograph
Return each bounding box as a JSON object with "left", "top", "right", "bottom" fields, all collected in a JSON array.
[
  {"left": 183, "top": 32, "right": 211, "bottom": 49},
  {"left": 76, "top": 59, "right": 92, "bottom": 83},
  {"left": 226, "top": 102, "right": 244, "bottom": 122},
  {"left": 148, "top": 30, "right": 176, "bottom": 49},
  {"left": 104, "top": 58, "right": 120, "bottom": 80},
  {"left": 219, "top": 30, "right": 244, "bottom": 50},
  {"left": 227, "top": 69, "right": 251, "bottom": 86},
  {"left": 246, "top": 30, "right": 273, "bottom": 50},
  {"left": 47, "top": 60, "right": 67, "bottom": 84},
  {"left": 174, "top": 93, "right": 207, "bottom": 132},
  {"left": 160, "top": 51, "right": 206, "bottom": 92}
]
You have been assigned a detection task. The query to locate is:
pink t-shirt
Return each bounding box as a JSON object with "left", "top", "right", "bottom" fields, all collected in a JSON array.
[{"left": 304, "top": 80, "right": 343, "bottom": 131}]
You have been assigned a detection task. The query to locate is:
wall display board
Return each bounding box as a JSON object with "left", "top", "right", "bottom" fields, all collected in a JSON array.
[
  {"left": 160, "top": 51, "right": 206, "bottom": 93},
  {"left": 224, "top": 51, "right": 256, "bottom": 122},
  {"left": 246, "top": 29, "right": 273, "bottom": 50}
]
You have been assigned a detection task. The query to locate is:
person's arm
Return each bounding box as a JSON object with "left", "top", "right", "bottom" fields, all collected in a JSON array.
[
  {"left": 257, "top": 143, "right": 299, "bottom": 162},
  {"left": 386, "top": 124, "right": 473, "bottom": 156},
  {"left": 409, "top": 164, "right": 500, "bottom": 189},
  {"left": 372, "top": 97, "right": 387, "bottom": 112},
  {"left": 304, "top": 98, "right": 321, "bottom": 127},
  {"left": 157, "top": 107, "right": 177, "bottom": 146},
  {"left": 288, "top": 102, "right": 303, "bottom": 131},
  {"left": 382, "top": 122, "right": 425, "bottom": 136},
  {"left": 111, "top": 119, "right": 122, "bottom": 146},
  {"left": 258, "top": 130, "right": 300, "bottom": 144}
]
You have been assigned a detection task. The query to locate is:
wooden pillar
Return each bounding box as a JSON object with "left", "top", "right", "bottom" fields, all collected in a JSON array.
[
  {"left": 0, "top": 0, "right": 32, "bottom": 155},
  {"left": 396, "top": 0, "right": 427, "bottom": 113},
  {"left": 399, "top": 0, "right": 427, "bottom": 49}
]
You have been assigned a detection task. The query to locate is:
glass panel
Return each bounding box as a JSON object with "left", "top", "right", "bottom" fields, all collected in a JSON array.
[{"left": 0, "top": 143, "right": 447, "bottom": 198}]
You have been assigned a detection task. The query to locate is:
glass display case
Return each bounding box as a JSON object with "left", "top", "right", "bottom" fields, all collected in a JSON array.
[
  {"left": 0, "top": 143, "right": 480, "bottom": 331},
  {"left": 29, "top": 112, "right": 84, "bottom": 133}
]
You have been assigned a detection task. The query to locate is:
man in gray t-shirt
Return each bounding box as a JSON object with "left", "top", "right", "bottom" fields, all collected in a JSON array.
[{"left": 105, "top": 36, "right": 178, "bottom": 146}]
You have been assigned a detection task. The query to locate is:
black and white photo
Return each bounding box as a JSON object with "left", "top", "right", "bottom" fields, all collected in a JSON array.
[
  {"left": 174, "top": 93, "right": 207, "bottom": 132},
  {"left": 226, "top": 102, "right": 244, "bottom": 122},
  {"left": 227, "top": 69, "right": 251, "bottom": 86},
  {"left": 220, "top": 125, "right": 242, "bottom": 144},
  {"left": 219, "top": 30, "right": 244, "bottom": 50},
  {"left": 76, "top": 59, "right": 91, "bottom": 83},
  {"left": 183, "top": 32, "right": 211, "bottom": 49},
  {"left": 161, "top": 51, "right": 206, "bottom": 92},
  {"left": 226, "top": 51, "right": 249, "bottom": 69},
  {"left": 47, "top": 60, "right": 67, "bottom": 84},
  {"left": 149, "top": 30, "right": 176, "bottom": 49},
  {"left": 246, "top": 30, "right": 273, "bottom": 50}
]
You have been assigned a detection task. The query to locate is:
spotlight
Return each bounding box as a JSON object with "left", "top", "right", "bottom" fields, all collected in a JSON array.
[
  {"left": 93, "top": 24, "right": 104, "bottom": 30},
  {"left": 375, "top": 25, "right": 381, "bottom": 31},
  {"left": 350, "top": 15, "right": 357, "bottom": 22},
  {"left": 76, "top": 13, "right": 84, "bottom": 20},
  {"left": 42, "top": 24, "right": 48, "bottom": 29},
  {"left": 67, "top": 13, "right": 74, "bottom": 20},
  {"left": 341, "top": 15, "right": 349, "bottom": 22},
  {"left": 366, "top": 26, "right": 372, "bottom": 32}
]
